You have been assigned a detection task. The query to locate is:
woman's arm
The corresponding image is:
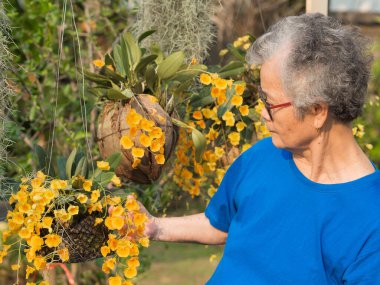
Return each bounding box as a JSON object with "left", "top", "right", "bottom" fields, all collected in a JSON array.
[
  {"left": 119, "top": 196, "right": 228, "bottom": 245},
  {"left": 149, "top": 213, "right": 227, "bottom": 245}
]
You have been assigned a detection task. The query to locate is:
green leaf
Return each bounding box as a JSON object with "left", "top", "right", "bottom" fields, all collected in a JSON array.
[
  {"left": 33, "top": 144, "right": 55, "bottom": 176},
  {"left": 138, "top": 30, "right": 156, "bottom": 43},
  {"left": 113, "top": 44, "right": 126, "bottom": 77},
  {"left": 106, "top": 89, "right": 131, "bottom": 100},
  {"left": 106, "top": 152, "right": 122, "bottom": 169},
  {"left": 189, "top": 93, "right": 214, "bottom": 108},
  {"left": 145, "top": 64, "right": 157, "bottom": 92},
  {"left": 157, "top": 51, "right": 185, "bottom": 80},
  {"left": 122, "top": 32, "right": 142, "bottom": 70},
  {"left": 74, "top": 157, "right": 86, "bottom": 176},
  {"left": 83, "top": 70, "right": 111, "bottom": 86},
  {"left": 219, "top": 67, "right": 245, "bottom": 78},
  {"left": 173, "top": 79, "right": 194, "bottom": 95},
  {"left": 219, "top": 61, "right": 244, "bottom": 73},
  {"left": 91, "top": 168, "right": 102, "bottom": 180},
  {"left": 171, "top": 64, "right": 207, "bottom": 82},
  {"left": 57, "top": 156, "right": 67, "bottom": 180},
  {"left": 105, "top": 53, "right": 115, "bottom": 67},
  {"left": 217, "top": 102, "right": 232, "bottom": 119},
  {"left": 33, "top": 144, "right": 47, "bottom": 172},
  {"left": 30, "top": 104, "right": 37, "bottom": 121},
  {"left": 135, "top": 54, "right": 158, "bottom": 75},
  {"left": 151, "top": 44, "right": 164, "bottom": 65},
  {"left": 246, "top": 108, "right": 256, "bottom": 121},
  {"left": 87, "top": 87, "right": 103, "bottom": 97},
  {"left": 73, "top": 150, "right": 85, "bottom": 166},
  {"left": 81, "top": 159, "right": 88, "bottom": 178},
  {"left": 171, "top": 118, "right": 206, "bottom": 162},
  {"left": 105, "top": 82, "right": 131, "bottom": 100},
  {"left": 241, "top": 119, "right": 254, "bottom": 141},
  {"left": 100, "top": 66, "right": 126, "bottom": 83},
  {"left": 227, "top": 43, "right": 246, "bottom": 61},
  {"left": 73, "top": 131, "right": 91, "bottom": 140},
  {"left": 218, "top": 61, "right": 245, "bottom": 78},
  {"left": 192, "top": 64, "right": 208, "bottom": 70},
  {"left": 94, "top": 172, "right": 115, "bottom": 186},
  {"left": 217, "top": 86, "right": 235, "bottom": 118},
  {"left": 132, "top": 82, "right": 144, "bottom": 94},
  {"left": 122, "top": 88, "right": 134, "bottom": 99},
  {"left": 207, "top": 64, "right": 222, "bottom": 73},
  {"left": 171, "top": 118, "right": 188, "bottom": 129},
  {"left": 120, "top": 36, "right": 131, "bottom": 77},
  {"left": 192, "top": 128, "right": 207, "bottom": 162},
  {"left": 233, "top": 80, "right": 246, "bottom": 85},
  {"left": 66, "top": 148, "right": 77, "bottom": 179}
]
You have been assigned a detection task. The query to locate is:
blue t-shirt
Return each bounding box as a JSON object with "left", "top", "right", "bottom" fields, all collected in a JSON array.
[{"left": 205, "top": 137, "right": 380, "bottom": 285}]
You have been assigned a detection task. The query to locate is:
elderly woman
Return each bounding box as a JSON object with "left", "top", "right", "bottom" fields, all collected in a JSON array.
[{"left": 138, "top": 13, "right": 380, "bottom": 284}]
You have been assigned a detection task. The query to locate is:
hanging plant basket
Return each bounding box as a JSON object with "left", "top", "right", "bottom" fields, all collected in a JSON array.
[
  {"left": 28, "top": 148, "right": 123, "bottom": 264},
  {"left": 3, "top": 146, "right": 150, "bottom": 280},
  {"left": 85, "top": 31, "right": 207, "bottom": 185},
  {"left": 97, "top": 95, "right": 178, "bottom": 184}
]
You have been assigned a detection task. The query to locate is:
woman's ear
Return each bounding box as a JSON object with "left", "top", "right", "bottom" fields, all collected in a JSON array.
[{"left": 311, "top": 103, "right": 329, "bottom": 129}]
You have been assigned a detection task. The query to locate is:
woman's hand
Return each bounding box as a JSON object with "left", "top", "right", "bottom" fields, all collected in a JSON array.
[
  {"left": 110, "top": 195, "right": 227, "bottom": 245},
  {"left": 108, "top": 195, "right": 158, "bottom": 239},
  {"left": 131, "top": 197, "right": 159, "bottom": 240}
]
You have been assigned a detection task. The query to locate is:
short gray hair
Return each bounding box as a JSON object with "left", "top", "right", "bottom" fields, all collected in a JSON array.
[{"left": 246, "top": 13, "right": 373, "bottom": 122}]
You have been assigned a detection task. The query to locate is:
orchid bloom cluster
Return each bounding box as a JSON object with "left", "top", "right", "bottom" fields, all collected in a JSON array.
[
  {"left": 101, "top": 196, "right": 149, "bottom": 285},
  {"left": 1, "top": 162, "right": 149, "bottom": 285},
  {"left": 120, "top": 98, "right": 166, "bottom": 169},
  {"left": 173, "top": 73, "right": 270, "bottom": 198},
  {"left": 219, "top": 35, "right": 252, "bottom": 57}
]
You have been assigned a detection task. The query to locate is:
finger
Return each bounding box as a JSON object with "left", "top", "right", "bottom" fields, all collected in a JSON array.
[{"left": 108, "top": 205, "right": 114, "bottom": 215}]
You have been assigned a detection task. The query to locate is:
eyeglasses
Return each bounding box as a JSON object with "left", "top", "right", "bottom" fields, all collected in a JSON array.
[{"left": 257, "top": 85, "right": 292, "bottom": 120}]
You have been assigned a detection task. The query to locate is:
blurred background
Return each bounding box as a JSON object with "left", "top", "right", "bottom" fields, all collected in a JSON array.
[{"left": 1, "top": 0, "right": 380, "bottom": 284}]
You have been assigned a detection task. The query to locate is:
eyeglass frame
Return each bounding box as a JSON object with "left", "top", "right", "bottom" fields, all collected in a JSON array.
[{"left": 257, "top": 85, "right": 292, "bottom": 120}]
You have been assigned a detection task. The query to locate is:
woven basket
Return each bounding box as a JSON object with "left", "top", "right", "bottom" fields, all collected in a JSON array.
[{"left": 39, "top": 214, "right": 109, "bottom": 263}]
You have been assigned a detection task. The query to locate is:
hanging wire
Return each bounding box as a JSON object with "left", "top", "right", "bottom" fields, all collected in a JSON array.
[
  {"left": 255, "top": 0, "right": 266, "bottom": 32},
  {"left": 47, "top": 0, "right": 68, "bottom": 174},
  {"left": 69, "top": 0, "right": 95, "bottom": 174},
  {"left": 47, "top": 0, "right": 95, "bottom": 176}
]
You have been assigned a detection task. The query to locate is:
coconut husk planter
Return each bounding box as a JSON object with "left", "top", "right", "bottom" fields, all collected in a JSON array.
[{"left": 97, "top": 94, "right": 179, "bottom": 184}]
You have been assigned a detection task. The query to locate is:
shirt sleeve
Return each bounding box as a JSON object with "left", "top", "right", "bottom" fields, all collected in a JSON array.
[
  {"left": 342, "top": 249, "right": 380, "bottom": 284},
  {"left": 204, "top": 154, "right": 244, "bottom": 233}
]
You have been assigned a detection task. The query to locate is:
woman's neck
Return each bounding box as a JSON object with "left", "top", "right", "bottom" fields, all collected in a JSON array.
[{"left": 291, "top": 123, "right": 375, "bottom": 184}]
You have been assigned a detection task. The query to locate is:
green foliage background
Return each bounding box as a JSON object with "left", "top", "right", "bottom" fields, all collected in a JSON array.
[{"left": 5, "top": 0, "right": 133, "bottom": 176}]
